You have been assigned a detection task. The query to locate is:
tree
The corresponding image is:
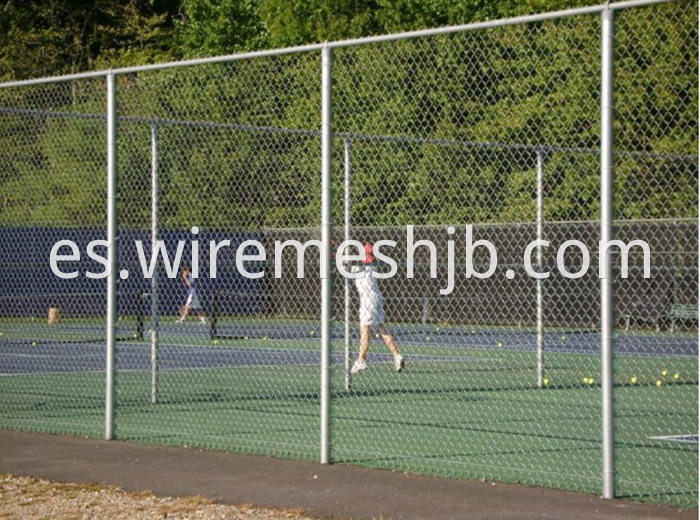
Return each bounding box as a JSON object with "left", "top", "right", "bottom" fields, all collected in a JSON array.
[
  {"left": 176, "top": 0, "right": 266, "bottom": 57},
  {"left": 0, "top": 0, "right": 178, "bottom": 82}
]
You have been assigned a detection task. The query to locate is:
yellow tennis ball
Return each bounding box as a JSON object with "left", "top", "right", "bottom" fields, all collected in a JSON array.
[
  {"left": 543, "top": 377, "right": 551, "bottom": 386},
  {"left": 309, "top": 330, "right": 316, "bottom": 335},
  {"left": 655, "top": 379, "right": 664, "bottom": 387},
  {"left": 213, "top": 340, "right": 219, "bottom": 345},
  {"left": 673, "top": 373, "right": 680, "bottom": 381},
  {"left": 588, "top": 377, "right": 595, "bottom": 385},
  {"left": 375, "top": 333, "right": 381, "bottom": 338},
  {"left": 583, "top": 377, "right": 590, "bottom": 385},
  {"left": 629, "top": 376, "right": 638, "bottom": 385},
  {"left": 263, "top": 336, "right": 269, "bottom": 341},
  {"left": 560, "top": 335, "right": 566, "bottom": 341},
  {"left": 661, "top": 370, "right": 669, "bottom": 377},
  {"left": 426, "top": 336, "right": 431, "bottom": 341},
  {"left": 31, "top": 342, "right": 37, "bottom": 346},
  {"left": 497, "top": 341, "right": 503, "bottom": 347}
]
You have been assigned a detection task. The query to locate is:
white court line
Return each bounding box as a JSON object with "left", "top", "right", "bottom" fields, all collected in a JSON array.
[
  {"left": 649, "top": 434, "right": 698, "bottom": 443},
  {"left": 0, "top": 353, "right": 503, "bottom": 377}
]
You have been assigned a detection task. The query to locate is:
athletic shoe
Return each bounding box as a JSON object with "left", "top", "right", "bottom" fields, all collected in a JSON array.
[
  {"left": 394, "top": 354, "right": 405, "bottom": 372},
  {"left": 350, "top": 359, "right": 367, "bottom": 374}
]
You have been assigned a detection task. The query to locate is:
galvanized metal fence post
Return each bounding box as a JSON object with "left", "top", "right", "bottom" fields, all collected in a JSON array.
[
  {"left": 105, "top": 71, "right": 118, "bottom": 440},
  {"left": 320, "top": 44, "right": 333, "bottom": 464},
  {"left": 344, "top": 138, "right": 352, "bottom": 393},
  {"left": 536, "top": 150, "right": 545, "bottom": 388},
  {"left": 600, "top": 5, "right": 616, "bottom": 500},
  {"left": 151, "top": 122, "right": 159, "bottom": 404}
]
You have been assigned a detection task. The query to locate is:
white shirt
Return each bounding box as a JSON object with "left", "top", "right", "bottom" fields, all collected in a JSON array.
[{"left": 352, "top": 264, "right": 382, "bottom": 300}]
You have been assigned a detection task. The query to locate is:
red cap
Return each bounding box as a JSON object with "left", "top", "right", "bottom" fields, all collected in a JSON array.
[{"left": 364, "top": 243, "right": 375, "bottom": 263}]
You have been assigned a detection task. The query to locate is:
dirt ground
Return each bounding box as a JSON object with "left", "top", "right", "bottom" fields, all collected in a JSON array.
[{"left": 0, "top": 475, "right": 319, "bottom": 520}]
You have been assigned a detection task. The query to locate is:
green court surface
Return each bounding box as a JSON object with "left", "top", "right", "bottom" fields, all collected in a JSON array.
[{"left": 0, "top": 327, "right": 697, "bottom": 508}]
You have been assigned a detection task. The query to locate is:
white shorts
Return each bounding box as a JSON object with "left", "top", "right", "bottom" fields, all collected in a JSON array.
[
  {"left": 185, "top": 293, "right": 201, "bottom": 310},
  {"left": 359, "top": 295, "right": 385, "bottom": 327}
]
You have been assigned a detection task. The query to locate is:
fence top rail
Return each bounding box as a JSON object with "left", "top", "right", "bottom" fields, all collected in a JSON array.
[
  {"left": 0, "top": 106, "right": 697, "bottom": 161},
  {"left": 0, "top": 0, "right": 680, "bottom": 89}
]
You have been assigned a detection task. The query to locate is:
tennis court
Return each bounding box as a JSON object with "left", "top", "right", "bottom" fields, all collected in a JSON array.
[{"left": 1, "top": 316, "right": 696, "bottom": 506}]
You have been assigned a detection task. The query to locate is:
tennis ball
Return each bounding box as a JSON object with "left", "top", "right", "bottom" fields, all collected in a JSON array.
[
  {"left": 629, "top": 376, "right": 638, "bottom": 385},
  {"left": 588, "top": 377, "right": 595, "bottom": 385},
  {"left": 244, "top": 336, "right": 250, "bottom": 340},
  {"left": 543, "top": 377, "right": 551, "bottom": 386},
  {"left": 661, "top": 369, "right": 669, "bottom": 377},
  {"left": 583, "top": 377, "right": 589, "bottom": 384},
  {"left": 435, "top": 327, "right": 442, "bottom": 333},
  {"left": 673, "top": 373, "right": 680, "bottom": 381},
  {"left": 263, "top": 336, "right": 269, "bottom": 341},
  {"left": 655, "top": 379, "right": 664, "bottom": 387},
  {"left": 0, "top": 332, "right": 4, "bottom": 336},
  {"left": 213, "top": 340, "right": 219, "bottom": 345},
  {"left": 31, "top": 342, "right": 37, "bottom": 346},
  {"left": 375, "top": 333, "right": 381, "bottom": 338},
  {"left": 560, "top": 335, "right": 567, "bottom": 341},
  {"left": 132, "top": 333, "right": 139, "bottom": 338},
  {"left": 426, "top": 336, "right": 431, "bottom": 341}
]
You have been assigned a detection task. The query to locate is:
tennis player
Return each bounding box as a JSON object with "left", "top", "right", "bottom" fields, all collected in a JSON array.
[
  {"left": 177, "top": 265, "right": 207, "bottom": 324},
  {"left": 350, "top": 243, "right": 404, "bottom": 374}
]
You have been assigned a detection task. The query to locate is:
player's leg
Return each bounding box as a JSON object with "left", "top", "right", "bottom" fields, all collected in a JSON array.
[
  {"left": 350, "top": 324, "right": 371, "bottom": 373},
  {"left": 189, "top": 293, "right": 206, "bottom": 324},
  {"left": 178, "top": 303, "right": 191, "bottom": 323},
  {"left": 178, "top": 294, "right": 194, "bottom": 323},
  {"left": 377, "top": 323, "right": 399, "bottom": 356},
  {"left": 359, "top": 324, "right": 371, "bottom": 360},
  {"left": 378, "top": 323, "right": 404, "bottom": 372}
]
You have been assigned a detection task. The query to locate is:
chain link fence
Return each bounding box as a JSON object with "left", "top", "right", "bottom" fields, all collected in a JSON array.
[
  {"left": 0, "top": 79, "right": 112, "bottom": 437},
  {"left": 0, "top": 0, "right": 697, "bottom": 508}
]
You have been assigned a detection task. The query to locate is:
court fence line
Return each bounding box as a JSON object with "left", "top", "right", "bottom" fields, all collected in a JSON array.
[{"left": 0, "top": 0, "right": 697, "bottom": 508}]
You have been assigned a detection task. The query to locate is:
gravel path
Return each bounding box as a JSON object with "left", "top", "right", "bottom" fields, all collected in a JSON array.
[{"left": 0, "top": 475, "right": 319, "bottom": 520}]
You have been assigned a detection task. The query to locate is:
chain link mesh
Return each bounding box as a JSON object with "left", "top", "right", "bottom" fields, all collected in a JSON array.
[
  {"left": 611, "top": 1, "right": 698, "bottom": 503},
  {"left": 0, "top": 79, "right": 112, "bottom": 437},
  {"left": 0, "top": 0, "right": 697, "bottom": 508},
  {"left": 331, "top": 16, "right": 605, "bottom": 494},
  {"left": 111, "top": 54, "right": 323, "bottom": 459},
  {"left": 330, "top": 4, "right": 697, "bottom": 505}
]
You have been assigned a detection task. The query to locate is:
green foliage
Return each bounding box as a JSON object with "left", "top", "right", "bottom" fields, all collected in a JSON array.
[
  {"left": 0, "top": 0, "right": 179, "bottom": 82},
  {"left": 259, "top": 0, "right": 380, "bottom": 47},
  {"left": 0, "top": 116, "right": 106, "bottom": 226},
  {"left": 0, "top": 0, "right": 697, "bottom": 229},
  {"left": 176, "top": 0, "right": 266, "bottom": 57}
]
